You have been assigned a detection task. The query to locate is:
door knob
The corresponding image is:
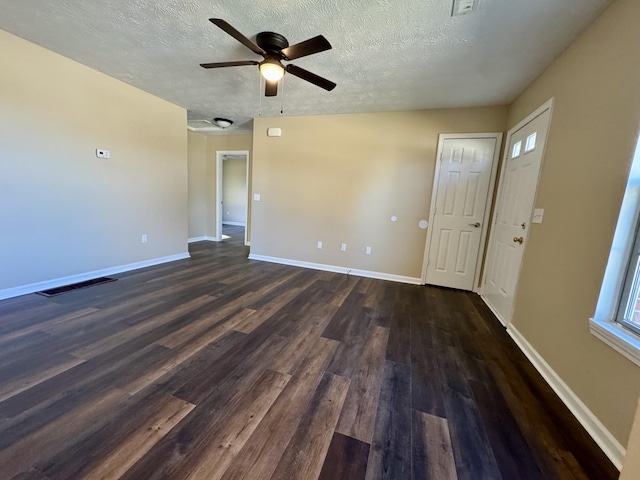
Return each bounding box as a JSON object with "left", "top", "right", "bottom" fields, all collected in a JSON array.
[
  {"left": 513, "top": 236, "right": 524, "bottom": 244},
  {"left": 468, "top": 222, "right": 481, "bottom": 228}
]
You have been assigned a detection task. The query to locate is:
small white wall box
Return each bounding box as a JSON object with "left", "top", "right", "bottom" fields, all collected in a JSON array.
[
  {"left": 267, "top": 128, "right": 282, "bottom": 137},
  {"left": 96, "top": 149, "right": 110, "bottom": 158}
]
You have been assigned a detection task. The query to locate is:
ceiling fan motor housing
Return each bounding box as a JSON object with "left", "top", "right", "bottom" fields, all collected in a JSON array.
[{"left": 256, "top": 32, "right": 289, "bottom": 53}]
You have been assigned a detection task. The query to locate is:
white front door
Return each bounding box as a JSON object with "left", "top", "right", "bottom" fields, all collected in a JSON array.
[
  {"left": 482, "top": 102, "right": 553, "bottom": 325},
  {"left": 424, "top": 135, "right": 500, "bottom": 291}
]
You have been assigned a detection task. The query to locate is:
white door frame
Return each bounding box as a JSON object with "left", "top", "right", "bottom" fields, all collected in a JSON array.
[
  {"left": 421, "top": 133, "right": 503, "bottom": 292},
  {"left": 215, "top": 150, "right": 250, "bottom": 246},
  {"left": 479, "top": 98, "right": 555, "bottom": 325}
]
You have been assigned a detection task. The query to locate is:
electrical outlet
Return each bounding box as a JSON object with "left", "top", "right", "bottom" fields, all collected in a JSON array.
[
  {"left": 96, "top": 149, "right": 110, "bottom": 159},
  {"left": 141, "top": 234, "right": 148, "bottom": 243},
  {"left": 317, "top": 241, "right": 323, "bottom": 249},
  {"left": 341, "top": 243, "right": 347, "bottom": 252},
  {"left": 366, "top": 246, "right": 372, "bottom": 255}
]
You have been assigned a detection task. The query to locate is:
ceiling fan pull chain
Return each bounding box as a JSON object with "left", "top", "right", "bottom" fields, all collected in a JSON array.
[
  {"left": 280, "top": 76, "right": 285, "bottom": 115},
  {"left": 258, "top": 75, "right": 263, "bottom": 117}
]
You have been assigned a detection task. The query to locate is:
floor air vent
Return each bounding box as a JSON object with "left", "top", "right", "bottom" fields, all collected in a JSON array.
[{"left": 36, "top": 277, "right": 116, "bottom": 297}]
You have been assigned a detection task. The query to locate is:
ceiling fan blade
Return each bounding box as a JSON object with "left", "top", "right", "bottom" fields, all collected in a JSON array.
[
  {"left": 265, "top": 80, "right": 278, "bottom": 97},
  {"left": 286, "top": 64, "right": 336, "bottom": 91},
  {"left": 281, "top": 35, "right": 332, "bottom": 61},
  {"left": 209, "top": 18, "right": 266, "bottom": 56},
  {"left": 200, "top": 60, "right": 259, "bottom": 69}
]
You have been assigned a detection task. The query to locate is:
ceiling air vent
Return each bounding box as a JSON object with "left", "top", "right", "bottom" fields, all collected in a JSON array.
[{"left": 187, "top": 119, "right": 225, "bottom": 132}]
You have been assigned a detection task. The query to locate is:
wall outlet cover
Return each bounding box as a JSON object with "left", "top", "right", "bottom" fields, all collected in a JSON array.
[{"left": 532, "top": 208, "right": 545, "bottom": 224}]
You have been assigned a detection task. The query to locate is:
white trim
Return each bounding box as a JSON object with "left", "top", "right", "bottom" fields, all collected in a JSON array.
[
  {"left": 421, "top": 133, "right": 503, "bottom": 291},
  {"left": 0, "top": 252, "right": 191, "bottom": 301},
  {"left": 480, "top": 98, "right": 555, "bottom": 326},
  {"left": 222, "top": 221, "right": 246, "bottom": 226},
  {"left": 507, "top": 324, "right": 625, "bottom": 470},
  {"left": 589, "top": 318, "right": 640, "bottom": 367},
  {"left": 216, "top": 150, "right": 250, "bottom": 246},
  {"left": 188, "top": 236, "right": 217, "bottom": 243},
  {"left": 215, "top": 153, "right": 223, "bottom": 242},
  {"left": 509, "top": 98, "right": 556, "bottom": 136},
  {"left": 479, "top": 293, "right": 507, "bottom": 326},
  {"left": 248, "top": 254, "right": 421, "bottom": 285}
]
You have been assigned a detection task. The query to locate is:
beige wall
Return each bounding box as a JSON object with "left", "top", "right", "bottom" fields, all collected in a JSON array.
[
  {"left": 0, "top": 30, "right": 188, "bottom": 292},
  {"left": 188, "top": 131, "right": 208, "bottom": 238},
  {"left": 251, "top": 108, "right": 507, "bottom": 279},
  {"left": 187, "top": 133, "right": 252, "bottom": 240},
  {"left": 507, "top": 0, "right": 640, "bottom": 447},
  {"left": 621, "top": 396, "right": 640, "bottom": 478},
  {"left": 223, "top": 158, "right": 248, "bottom": 225}
]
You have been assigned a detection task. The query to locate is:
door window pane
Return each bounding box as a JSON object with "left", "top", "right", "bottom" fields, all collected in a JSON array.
[
  {"left": 525, "top": 132, "right": 537, "bottom": 152},
  {"left": 512, "top": 141, "right": 522, "bottom": 159}
]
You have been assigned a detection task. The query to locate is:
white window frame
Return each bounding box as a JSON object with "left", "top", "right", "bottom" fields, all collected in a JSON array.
[{"left": 591, "top": 139, "right": 640, "bottom": 366}]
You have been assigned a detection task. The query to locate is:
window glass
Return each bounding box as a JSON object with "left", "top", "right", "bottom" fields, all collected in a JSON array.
[
  {"left": 512, "top": 141, "right": 522, "bottom": 159},
  {"left": 525, "top": 132, "right": 537, "bottom": 152}
]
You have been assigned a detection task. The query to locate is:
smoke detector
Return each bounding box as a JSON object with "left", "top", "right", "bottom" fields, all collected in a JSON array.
[{"left": 452, "top": 0, "right": 478, "bottom": 16}]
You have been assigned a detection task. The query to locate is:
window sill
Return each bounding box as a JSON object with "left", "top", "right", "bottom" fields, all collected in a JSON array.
[{"left": 589, "top": 317, "right": 640, "bottom": 367}]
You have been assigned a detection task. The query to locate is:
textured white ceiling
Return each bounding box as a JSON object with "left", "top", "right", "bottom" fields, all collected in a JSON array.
[{"left": 1, "top": 0, "right": 611, "bottom": 134}]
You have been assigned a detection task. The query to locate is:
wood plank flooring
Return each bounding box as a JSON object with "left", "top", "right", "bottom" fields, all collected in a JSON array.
[{"left": 0, "top": 225, "right": 618, "bottom": 479}]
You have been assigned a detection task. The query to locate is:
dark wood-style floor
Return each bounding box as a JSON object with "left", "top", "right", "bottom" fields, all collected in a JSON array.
[{"left": 0, "top": 226, "right": 617, "bottom": 480}]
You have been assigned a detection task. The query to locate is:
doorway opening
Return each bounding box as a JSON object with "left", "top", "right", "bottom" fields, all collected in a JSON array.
[{"left": 215, "top": 150, "right": 250, "bottom": 246}]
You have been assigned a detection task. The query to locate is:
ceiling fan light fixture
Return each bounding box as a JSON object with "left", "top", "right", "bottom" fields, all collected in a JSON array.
[
  {"left": 213, "top": 117, "right": 233, "bottom": 128},
  {"left": 259, "top": 58, "right": 285, "bottom": 82}
]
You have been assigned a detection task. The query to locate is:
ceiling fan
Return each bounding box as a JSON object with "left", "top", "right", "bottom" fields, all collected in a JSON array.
[{"left": 200, "top": 19, "right": 336, "bottom": 97}]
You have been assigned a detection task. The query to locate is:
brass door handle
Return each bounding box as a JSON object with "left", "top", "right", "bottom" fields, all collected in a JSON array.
[{"left": 513, "top": 236, "right": 524, "bottom": 244}]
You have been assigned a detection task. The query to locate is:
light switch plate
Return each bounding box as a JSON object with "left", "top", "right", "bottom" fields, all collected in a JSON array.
[
  {"left": 253, "top": 193, "right": 261, "bottom": 201},
  {"left": 532, "top": 208, "right": 544, "bottom": 224}
]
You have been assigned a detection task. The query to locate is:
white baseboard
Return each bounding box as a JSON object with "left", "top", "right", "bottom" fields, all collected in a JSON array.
[
  {"left": 247, "top": 254, "right": 421, "bottom": 285},
  {"left": 0, "top": 252, "right": 191, "bottom": 301},
  {"left": 188, "top": 236, "right": 217, "bottom": 243},
  {"left": 222, "top": 221, "right": 246, "bottom": 227},
  {"left": 507, "top": 324, "right": 625, "bottom": 470},
  {"left": 479, "top": 293, "right": 507, "bottom": 326}
]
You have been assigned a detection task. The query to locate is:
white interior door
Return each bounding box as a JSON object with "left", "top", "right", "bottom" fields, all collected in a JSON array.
[
  {"left": 482, "top": 101, "right": 553, "bottom": 325},
  {"left": 424, "top": 135, "right": 500, "bottom": 291}
]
